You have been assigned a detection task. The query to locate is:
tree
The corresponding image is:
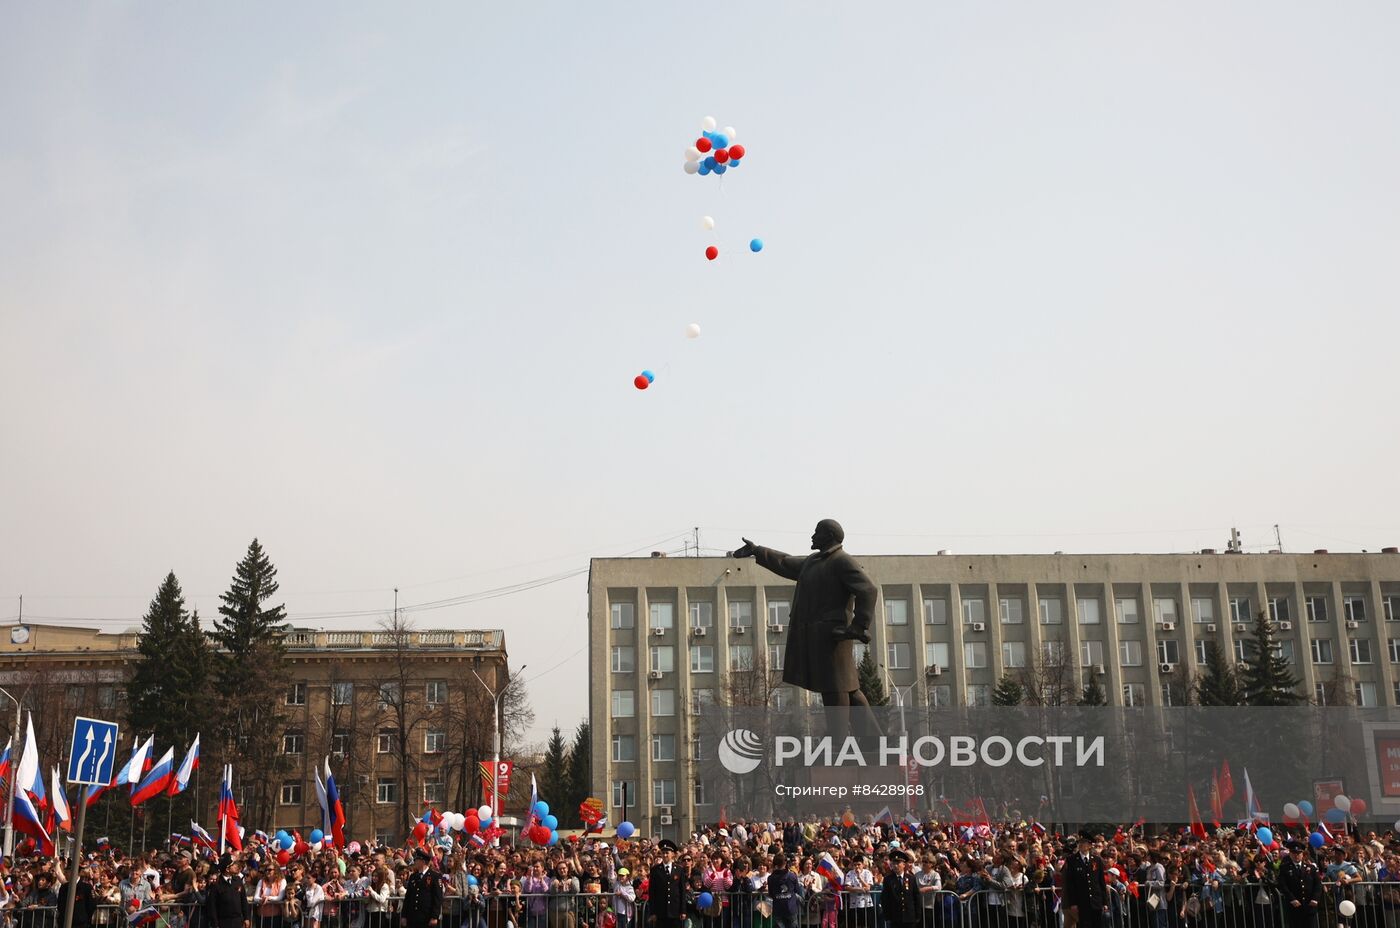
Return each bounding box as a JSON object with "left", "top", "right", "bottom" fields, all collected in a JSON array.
[
  {"left": 1016, "top": 642, "right": 1078, "bottom": 707},
  {"left": 563, "top": 720, "right": 591, "bottom": 828},
  {"left": 1079, "top": 676, "right": 1107, "bottom": 706},
  {"left": 375, "top": 607, "right": 440, "bottom": 840},
  {"left": 1240, "top": 610, "right": 1302, "bottom": 706},
  {"left": 1194, "top": 641, "right": 1243, "bottom": 706},
  {"left": 539, "top": 726, "right": 570, "bottom": 813},
  {"left": 857, "top": 648, "right": 889, "bottom": 706},
  {"left": 992, "top": 673, "right": 1024, "bottom": 706}
]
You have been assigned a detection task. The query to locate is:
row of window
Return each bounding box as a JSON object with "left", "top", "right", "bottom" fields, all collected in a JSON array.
[
  {"left": 612, "top": 595, "right": 1397, "bottom": 632},
  {"left": 280, "top": 729, "right": 450, "bottom": 756},
  {"left": 284, "top": 681, "right": 450, "bottom": 708},
  {"left": 608, "top": 778, "right": 680, "bottom": 808},
  {"left": 60, "top": 685, "right": 121, "bottom": 709},
  {"left": 277, "top": 778, "right": 447, "bottom": 807}
]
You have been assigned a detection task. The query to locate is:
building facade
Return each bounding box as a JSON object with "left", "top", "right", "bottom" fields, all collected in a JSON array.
[
  {"left": 589, "top": 549, "right": 1400, "bottom": 838},
  {"left": 0, "top": 624, "right": 509, "bottom": 842}
]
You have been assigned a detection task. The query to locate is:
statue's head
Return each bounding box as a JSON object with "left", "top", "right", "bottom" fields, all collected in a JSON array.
[{"left": 811, "top": 519, "right": 845, "bottom": 551}]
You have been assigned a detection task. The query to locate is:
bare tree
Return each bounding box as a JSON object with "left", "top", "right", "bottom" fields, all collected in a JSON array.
[
  {"left": 1015, "top": 642, "right": 1079, "bottom": 707},
  {"left": 377, "top": 609, "right": 434, "bottom": 839}
]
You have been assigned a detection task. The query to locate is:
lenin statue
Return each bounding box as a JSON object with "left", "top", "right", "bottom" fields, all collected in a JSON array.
[{"left": 733, "top": 519, "right": 882, "bottom": 736}]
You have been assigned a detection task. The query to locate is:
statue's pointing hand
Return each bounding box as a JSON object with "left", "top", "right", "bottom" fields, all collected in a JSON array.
[{"left": 732, "top": 538, "right": 757, "bottom": 559}]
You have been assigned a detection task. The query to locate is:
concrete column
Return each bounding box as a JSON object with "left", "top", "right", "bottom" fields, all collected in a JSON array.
[
  {"left": 987, "top": 582, "right": 1005, "bottom": 679},
  {"left": 1373, "top": 579, "right": 1394, "bottom": 706},
  {"left": 1101, "top": 576, "right": 1123, "bottom": 703},
  {"left": 949, "top": 584, "right": 967, "bottom": 704},
  {"left": 676, "top": 586, "right": 693, "bottom": 836},
  {"left": 1294, "top": 580, "right": 1317, "bottom": 700},
  {"left": 636, "top": 587, "right": 653, "bottom": 835},
  {"left": 912, "top": 584, "right": 930, "bottom": 704}
]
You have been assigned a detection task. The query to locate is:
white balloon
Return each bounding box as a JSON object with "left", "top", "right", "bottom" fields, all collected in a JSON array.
[
  {"left": 685, "top": 323, "right": 702, "bottom": 339},
  {"left": 701, "top": 216, "right": 715, "bottom": 230},
  {"left": 1340, "top": 901, "right": 1357, "bottom": 918},
  {"left": 1283, "top": 802, "right": 1300, "bottom": 820},
  {"left": 686, "top": 146, "right": 702, "bottom": 161},
  {"left": 311, "top": 841, "right": 323, "bottom": 852},
  {"left": 1335, "top": 794, "right": 1352, "bottom": 813},
  {"left": 723, "top": 126, "right": 737, "bottom": 141},
  {"left": 478, "top": 805, "right": 493, "bottom": 820},
  {"left": 702, "top": 116, "right": 717, "bottom": 132},
  {"left": 684, "top": 161, "right": 699, "bottom": 175},
  {"left": 1393, "top": 818, "right": 1400, "bottom": 833}
]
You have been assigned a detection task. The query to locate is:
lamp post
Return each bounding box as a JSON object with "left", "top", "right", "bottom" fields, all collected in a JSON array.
[
  {"left": 471, "top": 663, "right": 525, "bottom": 822},
  {"left": 0, "top": 686, "right": 21, "bottom": 858},
  {"left": 884, "top": 673, "right": 916, "bottom": 815}
]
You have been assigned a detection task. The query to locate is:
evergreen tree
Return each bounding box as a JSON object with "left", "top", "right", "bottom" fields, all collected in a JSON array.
[
  {"left": 1240, "top": 610, "right": 1302, "bottom": 706},
  {"left": 563, "top": 720, "right": 591, "bottom": 828},
  {"left": 857, "top": 648, "right": 889, "bottom": 706},
  {"left": 539, "top": 725, "right": 570, "bottom": 813},
  {"left": 992, "top": 673, "right": 1024, "bottom": 706},
  {"left": 212, "top": 538, "right": 288, "bottom": 658},
  {"left": 1078, "top": 676, "right": 1108, "bottom": 706},
  {"left": 1194, "top": 641, "right": 1244, "bottom": 706}
]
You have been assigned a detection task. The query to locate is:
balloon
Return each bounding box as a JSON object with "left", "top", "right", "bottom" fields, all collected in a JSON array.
[
  {"left": 729, "top": 144, "right": 746, "bottom": 160},
  {"left": 714, "top": 163, "right": 727, "bottom": 175},
  {"left": 1340, "top": 901, "right": 1357, "bottom": 918},
  {"left": 277, "top": 849, "right": 291, "bottom": 866},
  {"left": 696, "top": 137, "right": 713, "bottom": 154},
  {"left": 530, "top": 826, "right": 549, "bottom": 846},
  {"left": 311, "top": 841, "right": 323, "bottom": 852},
  {"left": 1283, "top": 803, "right": 1300, "bottom": 821},
  {"left": 714, "top": 149, "right": 730, "bottom": 164},
  {"left": 309, "top": 829, "right": 324, "bottom": 844},
  {"left": 542, "top": 814, "right": 559, "bottom": 830},
  {"left": 722, "top": 126, "right": 736, "bottom": 141},
  {"left": 698, "top": 162, "right": 711, "bottom": 176},
  {"left": 464, "top": 815, "right": 480, "bottom": 835},
  {"left": 547, "top": 830, "right": 559, "bottom": 846},
  {"left": 705, "top": 246, "right": 718, "bottom": 261},
  {"left": 749, "top": 238, "right": 764, "bottom": 252},
  {"left": 1310, "top": 832, "right": 1325, "bottom": 848},
  {"left": 1394, "top": 818, "right": 1400, "bottom": 833},
  {"left": 413, "top": 822, "right": 428, "bottom": 842},
  {"left": 642, "top": 370, "right": 655, "bottom": 383},
  {"left": 702, "top": 116, "right": 717, "bottom": 132},
  {"left": 686, "top": 146, "right": 702, "bottom": 161},
  {"left": 1298, "top": 800, "right": 1314, "bottom": 817},
  {"left": 685, "top": 323, "right": 701, "bottom": 339},
  {"left": 683, "top": 161, "right": 699, "bottom": 175},
  {"left": 729, "top": 158, "right": 741, "bottom": 167},
  {"left": 280, "top": 835, "right": 295, "bottom": 851},
  {"left": 1335, "top": 794, "right": 1352, "bottom": 813},
  {"left": 698, "top": 893, "right": 715, "bottom": 909},
  {"left": 712, "top": 134, "right": 729, "bottom": 149},
  {"left": 1324, "top": 808, "right": 1346, "bottom": 823},
  {"left": 1352, "top": 798, "right": 1368, "bottom": 816},
  {"left": 1256, "top": 828, "right": 1273, "bottom": 846},
  {"left": 633, "top": 375, "right": 649, "bottom": 390},
  {"left": 275, "top": 830, "right": 289, "bottom": 841},
  {"left": 478, "top": 805, "right": 493, "bottom": 821},
  {"left": 702, "top": 216, "right": 715, "bottom": 230},
  {"left": 617, "top": 821, "right": 635, "bottom": 839},
  {"left": 703, "top": 156, "right": 716, "bottom": 169},
  {"left": 467, "top": 875, "right": 479, "bottom": 888},
  {"left": 533, "top": 800, "right": 550, "bottom": 817}
]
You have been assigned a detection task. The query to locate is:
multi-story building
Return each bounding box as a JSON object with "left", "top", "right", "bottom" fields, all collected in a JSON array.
[
  {"left": 589, "top": 548, "right": 1400, "bottom": 839},
  {"left": 0, "top": 623, "right": 509, "bottom": 842}
]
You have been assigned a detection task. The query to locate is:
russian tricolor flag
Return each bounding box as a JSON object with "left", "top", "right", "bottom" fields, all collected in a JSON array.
[
  {"left": 190, "top": 820, "right": 218, "bottom": 852},
  {"left": 0, "top": 737, "right": 11, "bottom": 797},
  {"left": 131, "top": 748, "right": 175, "bottom": 806},
  {"left": 323, "top": 758, "right": 345, "bottom": 848},
  {"left": 818, "top": 851, "right": 844, "bottom": 883},
  {"left": 219, "top": 765, "right": 242, "bottom": 851},
  {"left": 50, "top": 767, "right": 72, "bottom": 832},
  {"left": 167, "top": 734, "right": 199, "bottom": 797}
]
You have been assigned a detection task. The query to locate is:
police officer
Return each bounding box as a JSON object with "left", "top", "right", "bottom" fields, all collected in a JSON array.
[
  {"left": 1063, "top": 835, "right": 1109, "bottom": 928},
  {"left": 402, "top": 849, "right": 444, "bottom": 928},
  {"left": 879, "top": 851, "right": 921, "bottom": 928},
  {"left": 1278, "top": 841, "right": 1322, "bottom": 928},
  {"left": 647, "top": 840, "right": 686, "bottom": 928},
  {"left": 206, "top": 855, "right": 251, "bottom": 928}
]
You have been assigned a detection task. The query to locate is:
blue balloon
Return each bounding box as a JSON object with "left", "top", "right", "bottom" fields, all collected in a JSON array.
[
  {"left": 1298, "top": 800, "right": 1314, "bottom": 817},
  {"left": 749, "top": 238, "right": 764, "bottom": 252},
  {"left": 275, "top": 830, "right": 289, "bottom": 840},
  {"left": 698, "top": 163, "right": 711, "bottom": 175},
  {"left": 712, "top": 134, "right": 729, "bottom": 149},
  {"left": 703, "top": 156, "right": 716, "bottom": 169},
  {"left": 1324, "top": 807, "right": 1346, "bottom": 823},
  {"left": 641, "top": 370, "right": 654, "bottom": 384},
  {"left": 703, "top": 131, "right": 715, "bottom": 141},
  {"left": 533, "top": 800, "right": 550, "bottom": 817},
  {"left": 543, "top": 814, "right": 559, "bottom": 830},
  {"left": 729, "top": 158, "right": 741, "bottom": 167},
  {"left": 1257, "top": 828, "right": 1273, "bottom": 846},
  {"left": 547, "top": 830, "right": 559, "bottom": 846},
  {"left": 617, "top": 821, "right": 635, "bottom": 839},
  {"left": 467, "top": 875, "right": 479, "bottom": 887},
  {"left": 698, "top": 893, "right": 715, "bottom": 909},
  {"left": 714, "top": 163, "right": 727, "bottom": 174},
  {"left": 1310, "top": 832, "right": 1325, "bottom": 848},
  {"left": 280, "top": 835, "right": 294, "bottom": 850},
  {"left": 309, "top": 829, "right": 324, "bottom": 844}
]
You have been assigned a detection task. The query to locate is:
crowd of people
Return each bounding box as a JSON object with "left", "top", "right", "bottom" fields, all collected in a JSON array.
[{"left": 1, "top": 818, "right": 1396, "bottom": 928}]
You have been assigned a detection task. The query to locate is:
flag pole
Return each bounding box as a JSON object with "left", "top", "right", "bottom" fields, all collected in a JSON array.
[{"left": 219, "top": 764, "right": 227, "bottom": 855}]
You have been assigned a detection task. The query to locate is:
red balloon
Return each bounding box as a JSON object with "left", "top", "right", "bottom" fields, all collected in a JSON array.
[
  {"left": 714, "top": 148, "right": 729, "bottom": 164},
  {"left": 531, "top": 825, "right": 550, "bottom": 846},
  {"left": 634, "top": 375, "right": 649, "bottom": 390},
  {"left": 276, "top": 849, "right": 291, "bottom": 866},
  {"left": 413, "top": 821, "right": 428, "bottom": 842},
  {"left": 464, "top": 815, "right": 480, "bottom": 835},
  {"left": 705, "top": 246, "right": 718, "bottom": 261},
  {"left": 696, "top": 137, "right": 712, "bottom": 153},
  {"left": 729, "top": 144, "right": 746, "bottom": 160},
  {"left": 1352, "top": 798, "right": 1369, "bottom": 815}
]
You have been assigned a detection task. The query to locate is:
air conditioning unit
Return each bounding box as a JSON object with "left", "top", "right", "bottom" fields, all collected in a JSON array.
[
  {"left": 1093, "top": 664, "right": 1106, "bottom": 676},
  {"left": 659, "top": 814, "right": 673, "bottom": 825},
  {"left": 691, "top": 626, "right": 708, "bottom": 637},
  {"left": 1159, "top": 662, "right": 1176, "bottom": 674},
  {"left": 1234, "top": 623, "right": 1248, "bottom": 633},
  {"left": 1279, "top": 621, "right": 1293, "bottom": 631},
  {"left": 1161, "top": 622, "right": 1176, "bottom": 632},
  {"left": 648, "top": 670, "right": 663, "bottom": 680},
  {"left": 925, "top": 665, "right": 943, "bottom": 677},
  {"left": 971, "top": 622, "right": 986, "bottom": 632},
  {"left": 651, "top": 627, "right": 667, "bottom": 637},
  {"left": 768, "top": 624, "right": 786, "bottom": 634},
  {"left": 730, "top": 626, "right": 747, "bottom": 636},
  {"left": 1206, "top": 624, "right": 1218, "bottom": 633},
  {"left": 1347, "top": 620, "right": 1361, "bottom": 630},
  {"left": 1237, "top": 661, "right": 1251, "bottom": 672}
]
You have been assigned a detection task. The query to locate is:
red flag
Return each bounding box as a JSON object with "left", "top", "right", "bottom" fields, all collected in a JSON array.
[
  {"left": 1188, "top": 785, "right": 1209, "bottom": 839},
  {"left": 1209, "top": 773, "right": 1224, "bottom": 828},
  {"left": 1219, "top": 761, "right": 1235, "bottom": 803}
]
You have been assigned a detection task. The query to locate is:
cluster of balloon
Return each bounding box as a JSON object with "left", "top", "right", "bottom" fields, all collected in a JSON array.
[
  {"left": 684, "top": 116, "right": 746, "bottom": 176},
  {"left": 460, "top": 804, "right": 493, "bottom": 835},
  {"left": 633, "top": 370, "right": 655, "bottom": 390},
  {"left": 528, "top": 800, "right": 560, "bottom": 846},
  {"left": 616, "top": 820, "right": 635, "bottom": 839}
]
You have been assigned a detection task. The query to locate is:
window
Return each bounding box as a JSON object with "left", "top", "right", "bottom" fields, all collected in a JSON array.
[
  {"left": 964, "top": 642, "right": 987, "bottom": 669},
  {"left": 649, "top": 646, "right": 674, "bottom": 673},
  {"left": 771, "top": 686, "right": 794, "bottom": 709},
  {"left": 1351, "top": 638, "right": 1373, "bottom": 664},
  {"left": 1196, "top": 640, "right": 1209, "bottom": 663},
  {"left": 1120, "top": 641, "right": 1143, "bottom": 667},
  {"left": 424, "top": 730, "right": 446, "bottom": 754},
  {"left": 1312, "top": 639, "right": 1334, "bottom": 664},
  {"left": 1234, "top": 639, "right": 1247, "bottom": 662},
  {"left": 728, "top": 601, "right": 754, "bottom": 628},
  {"left": 692, "top": 688, "right": 714, "bottom": 712},
  {"left": 1268, "top": 598, "right": 1291, "bottom": 623},
  {"left": 694, "top": 780, "right": 710, "bottom": 806},
  {"left": 1039, "top": 598, "right": 1063, "bottom": 625},
  {"left": 376, "top": 729, "right": 395, "bottom": 754},
  {"left": 1387, "top": 595, "right": 1399, "bottom": 623},
  {"left": 650, "top": 602, "right": 675, "bottom": 631},
  {"left": 885, "top": 598, "right": 909, "bottom": 625},
  {"left": 1154, "top": 598, "right": 1178, "bottom": 624},
  {"left": 1277, "top": 641, "right": 1296, "bottom": 664},
  {"left": 376, "top": 780, "right": 398, "bottom": 804},
  {"left": 611, "top": 646, "right": 636, "bottom": 673},
  {"left": 965, "top": 684, "right": 989, "bottom": 707},
  {"left": 377, "top": 682, "right": 400, "bottom": 708},
  {"left": 425, "top": 681, "right": 447, "bottom": 705},
  {"left": 1080, "top": 640, "right": 1103, "bottom": 669},
  {"left": 690, "top": 646, "right": 714, "bottom": 673},
  {"left": 1042, "top": 640, "right": 1065, "bottom": 663},
  {"left": 768, "top": 600, "right": 791, "bottom": 627},
  {"left": 282, "top": 731, "right": 304, "bottom": 755},
  {"left": 651, "top": 734, "right": 676, "bottom": 762},
  {"left": 331, "top": 682, "right": 354, "bottom": 705},
  {"left": 999, "top": 598, "right": 1024, "bottom": 624},
  {"left": 651, "top": 689, "right": 675, "bottom": 716},
  {"left": 962, "top": 598, "right": 986, "bottom": 625},
  {"left": 97, "top": 685, "right": 115, "bottom": 709},
  {"left": 924, "top": 598, "right": 948, "bottom": 625},
  {"left": 1315, "top": 683, "right": 1329, "bottom": 705},
  {"left": 1122, "top": 684, "right": 1146, "bottom": 707},
  {"left": 1191, "top": 598, "right": 1215, "bottom": 624},
  {"left": 887, "top": 642, "right": 910, "bottom": 670},
  {"left": 693, "top": 737, "right": 707, "bottom": 761},
  {"left": 929, "top": 685, "right": 952, "bottom": 708},
  {"left": 331, "top": 730, "right": 350, "bottom": 757},
  {"left": 64, "top": 685, "right": 82, "bottom": 708},
  {"left": 612, "top": 690, "right": 635, "bottom": 717},
  {"left": 769, "top": 644, "right": 785, "bottom": 670},
  {"left": 1077, "top": 599, "right": 1101, "bottom": 625},
  {"left": 281, "top": 781, "right": 302, "bottom": 805},
  {"left": 1157, "top": 640, "right": 1180, "bottom": 665},
  {"left": 611, "top": 735, "right": 637, "bottom": 762},
  {"left": 926, "top": 642, "right": 949, "bottom": 670},
  {"left": 1003, "top": 641, "right": 1026, "bottom": 669},
  {"left": 1307, "top": 596, "right": 1328, "bottom": 623},
  {"left": 611, "top": 780, "right": 635, "bottom": 809},
  {"left": 1345, "top": 596, "right": 1368, "bottom": 622},
  {"left": 1390, "top": 639, "right": 1400, "bottom": 663},
  {"left": 1229, "top": 597, "right": 1251, "bottom": 623},
  {"left": 423, "top": 780, "right": 445, "bottom": 805},
  {"left": 286, "top": 683, "right": 307, "bottom": 706},
  {"left": 652, "top": 779, "right": 677, "bottom": 806},
  {"left": 611, "top": 603, "right": 635, "bottom": 629},
  {"left": 1355, "top": 682, "right": 1378, "bottom": 708},
  {"left": 689, "top": 601, "right": 714, "bottom": 629},
  {"left": 1160, "top": 682, "right": 1178, "bottom": 706},
  {"left": 1117, "top": 598, "right": 1140, "bottom": 624},
  {"left": 728, "top": 645, "right": 753, "bottom": 670}
]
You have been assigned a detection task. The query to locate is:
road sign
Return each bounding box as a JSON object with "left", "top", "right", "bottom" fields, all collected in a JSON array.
[{"left": 67, "top": 716, "right": 120, "bottom": 786}]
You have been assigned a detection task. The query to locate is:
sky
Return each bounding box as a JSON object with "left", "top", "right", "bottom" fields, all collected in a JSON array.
[{"left": 2, "top": 3, "right": 1398, "bottom": 742}]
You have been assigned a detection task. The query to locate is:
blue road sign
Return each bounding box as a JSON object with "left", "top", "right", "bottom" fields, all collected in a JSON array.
[{"left": 67, "top": 716, "right": 120, "bottom": 786}]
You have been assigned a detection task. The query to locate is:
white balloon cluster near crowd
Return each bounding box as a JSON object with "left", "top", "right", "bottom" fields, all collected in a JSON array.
[{"left": 633, "top": 114, "right": 764, "bottom": 392}]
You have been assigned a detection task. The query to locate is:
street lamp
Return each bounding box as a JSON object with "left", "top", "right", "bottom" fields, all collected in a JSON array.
[
  {"left": 0, "top": 686, "right": 21, "bottom": 858},
  {"left": 884, "top": 672, "right": 916, "bottom": 815},
  {"left": 471, "top": 663, "right": 525, "bottom": 823}
]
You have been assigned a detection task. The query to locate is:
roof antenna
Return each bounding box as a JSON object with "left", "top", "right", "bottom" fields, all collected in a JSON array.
[{"left": 1227, "top": 527, "right": 1242, "bottom": 554}]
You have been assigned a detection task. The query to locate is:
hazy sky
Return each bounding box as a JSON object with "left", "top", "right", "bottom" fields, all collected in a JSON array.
[{"left": 3, "top": 3, "right": 1398, "bottom": 741}]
